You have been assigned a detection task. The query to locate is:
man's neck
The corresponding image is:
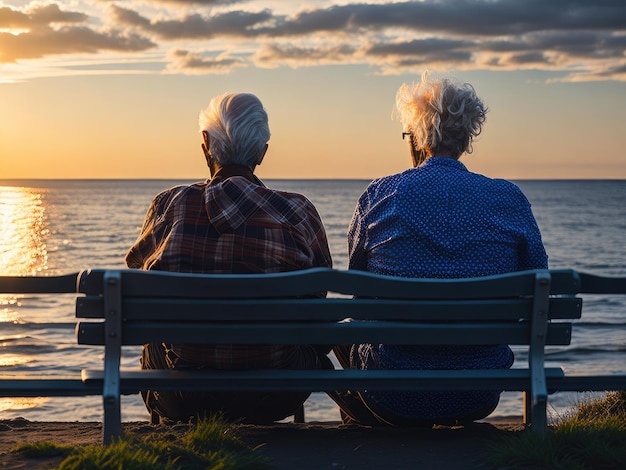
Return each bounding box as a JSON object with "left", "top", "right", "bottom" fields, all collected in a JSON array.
[{"left": 209, "top": 164, "right": 263, "bottom": 187}]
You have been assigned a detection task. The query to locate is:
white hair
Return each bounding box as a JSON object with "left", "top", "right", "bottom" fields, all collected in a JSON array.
[
  {"left": 394, "top": 71, "right": 488, "bottom": 159},
  {"left": 198, "top": 92, "right": 270, "bottom": 168}
]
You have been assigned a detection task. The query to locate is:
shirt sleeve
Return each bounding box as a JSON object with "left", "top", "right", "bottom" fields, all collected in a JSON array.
[
  {"left": 305, "top": 202, "right": 333, "bottom": 269},
  {"left": 125, "top": 191, "right": 168, "bottom": 269},
  {"left": 514, "top": 193, "right": 549, "bottom": 270},
  {"left": 518, "top": 211, "right": 549, "bottom": 270},
  {"left": 347, "top": 192, "right": 369, "bottom": 271}
]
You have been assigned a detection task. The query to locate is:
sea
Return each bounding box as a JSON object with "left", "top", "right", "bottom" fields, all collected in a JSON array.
[{"left": 0, "top": 179, "right": 624, "bottom": 423}]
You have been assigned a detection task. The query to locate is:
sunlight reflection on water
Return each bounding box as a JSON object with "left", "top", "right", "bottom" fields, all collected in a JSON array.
[
  {"left": 0, "top": 185, "right": 51, "bottom": 412},
  {"left": 0, "top": 185, "right": 50, "bottom": 367},
  {"left": 0, "top": 186, "right": 49, "bottom": 276}
]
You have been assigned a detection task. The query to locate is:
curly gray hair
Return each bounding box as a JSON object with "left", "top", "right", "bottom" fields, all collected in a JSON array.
[
  {"left": 394, "top": 71, "right": 488, "bottom": 161},
  {"left": 198, "top": 92, "right": 270, "bottom": 168}
]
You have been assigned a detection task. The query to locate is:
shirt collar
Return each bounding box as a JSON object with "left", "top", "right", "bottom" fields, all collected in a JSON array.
[{"left": 420, "top": 156, "right": 468, "bottom": 172}]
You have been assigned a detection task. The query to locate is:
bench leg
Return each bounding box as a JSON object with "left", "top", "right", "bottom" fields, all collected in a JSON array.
[
  {"left": 530, "top": 396, "right": 548, "bottom": 437},
  {"left": 102, "top": 270, "right": 123, "bottom": 446},
  {"left": 525, "top": 390, "right": 548, "bottom": 437},
  {"left": 103, "top": 394, "right": 121, "bottom": 446}
]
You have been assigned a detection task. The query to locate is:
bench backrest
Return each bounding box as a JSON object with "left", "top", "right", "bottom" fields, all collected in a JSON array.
[{"left": 75, "top": 268, "right": 583, "bottom": 349}]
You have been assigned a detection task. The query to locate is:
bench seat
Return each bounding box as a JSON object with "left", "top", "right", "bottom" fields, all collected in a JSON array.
[{"left": 81, "top": 368, "right": 568, "bottom": 393}]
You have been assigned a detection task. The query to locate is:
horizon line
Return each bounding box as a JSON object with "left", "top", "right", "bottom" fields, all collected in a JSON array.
[{"left": 1, "top": 177, "right": 626, "bottom": 183}]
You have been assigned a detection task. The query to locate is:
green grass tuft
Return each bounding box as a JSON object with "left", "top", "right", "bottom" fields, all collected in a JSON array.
[
  {"left": 14, "top": 441, "right": 75, "bottom": 459},
  {"left": 11, "top": 415, "right": 271, "bottom": 470},
  {"left": 485, "top": 391, "right": 626, "bottom": 470}
]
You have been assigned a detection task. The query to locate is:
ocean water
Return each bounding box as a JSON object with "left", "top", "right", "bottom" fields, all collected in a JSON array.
[{"left": 0, "top": 179, "right": 624, "bottom": 423}]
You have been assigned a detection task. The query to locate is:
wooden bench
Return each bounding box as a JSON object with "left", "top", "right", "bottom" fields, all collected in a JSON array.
[{"left": 2, "top": 268, "right": 625, "bottom": 445}]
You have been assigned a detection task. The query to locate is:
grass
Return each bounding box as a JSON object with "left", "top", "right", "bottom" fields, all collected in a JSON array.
[
  {"left": 10, "top": 392, "right": 626, "bottom": 469},
  {"left": 485, "top": 391, "right": 626, "bottom": 470},
  {"left": 11, "top": 414, "right": 271, "bottom": 470}
]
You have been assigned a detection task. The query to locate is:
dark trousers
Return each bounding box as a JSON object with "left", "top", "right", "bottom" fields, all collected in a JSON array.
[
  {"left": 327, "top": 344, "right": 400, "bottom": 426},
  {"left": 141, "top": 342, "right": 334, "bottom": 424},
  {"left": 327, "top": 344, "right": 500, "bottom": 427}
]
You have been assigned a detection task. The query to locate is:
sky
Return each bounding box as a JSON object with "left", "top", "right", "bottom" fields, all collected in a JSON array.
[{"left": 1, "top": 0, "right": 625, "bottom": 180}]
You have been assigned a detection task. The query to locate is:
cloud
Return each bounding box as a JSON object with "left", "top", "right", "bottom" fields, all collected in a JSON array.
[
  {"left": 0, "top": 3, "right": 155, "bottom": 63},
  {"left": 365, "top": 38, "right": 472, "bottom": 58},
  {"left": 253, "top": 43, "right": 357, "bottom": 68},
  {"left": 110, "top": 5, "right": 273, "bottom": 39},
  {"left": 260, "top": 1, "right": 626, "bottom": 37},
  {"left": 114, "top": 0, "right": 246, "bottom": 5},
  {"left": 0, "top": 26, "right": 156, "bottom": 62},
  {"left": 2, "top": 1, "right": 625, "bottom": 81},
  {"left": 0, "top": 4, "right": 87, "bottom": 29},
  {"left": 165, "top": 48, "right": 246, "bottom": 74}
]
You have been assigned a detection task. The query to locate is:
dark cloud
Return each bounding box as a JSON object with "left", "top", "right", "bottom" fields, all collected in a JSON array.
[
  {"left": 263, "top": 1, "right": 626, "bottom": 37},
  {"left": 362, "top": 39, "right": 475, "bottom": 71},
  {"left": 391, "top": 51, "right": 474, "bottom": 68},
  {"left": 109, "top": 0, "right": 625, "bottom": 41},
  {"left": 505, "top": 51, "right": 547, "bottom": 65},
  {"left": 110, "top": 5, "right": 151, "bottom": 30},
  {"left": 366, "top": 38, "right": 470, "bottom": 57},
  {"left": 253, "top": 43, "right": 356, "bottom": 67},
  {"left": 111, "top": 5, "right": 273, "bottom": 39},
  {"left": 522, "top": 31, "right": 626, "bottom": 59}
]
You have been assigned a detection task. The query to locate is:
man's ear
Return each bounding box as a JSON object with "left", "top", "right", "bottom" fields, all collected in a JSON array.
[
  {"left": 201, "top": 131, "right": 211, "bottom": 163},
  {"left": 257, "top": 144, "right": 268, "bottom": 166},
  {"left": 202, "top": 131, "right": 210, "bottom": 150}
]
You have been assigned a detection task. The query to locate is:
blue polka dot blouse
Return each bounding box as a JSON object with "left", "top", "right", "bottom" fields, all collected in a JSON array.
[{"left": 346, "top": 156, "right": 548, "bottom": 422}]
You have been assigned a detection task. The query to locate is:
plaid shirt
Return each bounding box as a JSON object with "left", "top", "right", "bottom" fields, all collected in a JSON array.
[{"left": 126, "top": 165, "right": 332, "bottom": 369}]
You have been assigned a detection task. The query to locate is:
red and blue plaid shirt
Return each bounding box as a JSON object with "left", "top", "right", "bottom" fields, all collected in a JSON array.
[{"left": 126, "top": 165, "right": 332, "bottom": 369}]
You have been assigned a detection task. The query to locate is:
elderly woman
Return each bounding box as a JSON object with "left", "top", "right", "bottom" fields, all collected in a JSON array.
[
  {"left": 332, "top": 72, "right": 548, "bottom": 426},
  {"left": 126, "top": 92, "right": 333, "bottom": 424}
]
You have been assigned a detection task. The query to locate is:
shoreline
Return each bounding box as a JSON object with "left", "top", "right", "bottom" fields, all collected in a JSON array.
[{"left": 0, "top": 416, "right": 525, "bottom": 469}]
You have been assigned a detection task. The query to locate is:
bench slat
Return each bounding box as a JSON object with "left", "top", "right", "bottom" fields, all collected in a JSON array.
[
  {"left": 578, "top": 272, "right": 626, "bottom": 294},
  {"left": 80, "top": 368, "right": 566, "bottom": 393},
  {"left": 0, "top": 376, "right": 101, "bottom": 396},
  {"left": 78, "top": 268, "right": 581, "bottom": 299},
  {"left": 0, "top": 273, "right": 79, "bottom": 294},
  {"left": 548, "top": 375, "right": 626, "bottom": 392},
  {"left": 76, "top": 297, "right": 582, "bottom": 321},
  {"left": 76, "top": 321, "right": 573, "bottom": 346}
]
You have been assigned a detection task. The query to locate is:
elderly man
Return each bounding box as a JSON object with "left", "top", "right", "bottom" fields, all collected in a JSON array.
[{"left": 126, "top": 92, "right": 333, "bottom": 424}]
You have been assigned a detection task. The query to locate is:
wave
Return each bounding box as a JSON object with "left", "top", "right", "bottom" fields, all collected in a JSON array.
[
  {"left": 571, "top": 321, "right": 626, "bottom": 327},
  {"left": 0, "top": 320, "right": 76, "bottom": 328}
]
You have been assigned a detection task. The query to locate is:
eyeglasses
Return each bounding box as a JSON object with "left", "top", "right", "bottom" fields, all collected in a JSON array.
[{"left": 402, "top": 132, "right": 428, "bottom": 167}]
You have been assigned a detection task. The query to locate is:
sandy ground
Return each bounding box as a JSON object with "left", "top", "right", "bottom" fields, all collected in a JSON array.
[{"left": 0, "top": 417, "right": 525, "bottom": 469}]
